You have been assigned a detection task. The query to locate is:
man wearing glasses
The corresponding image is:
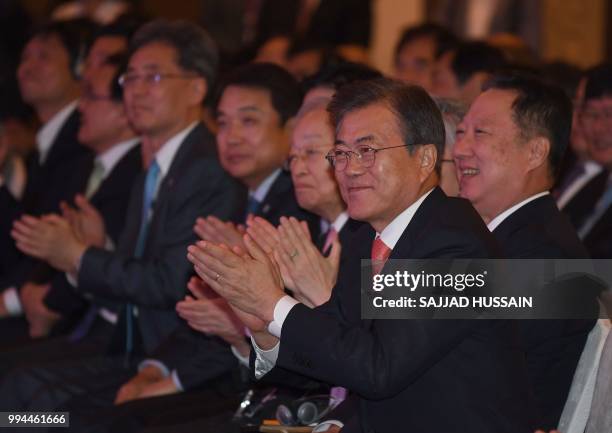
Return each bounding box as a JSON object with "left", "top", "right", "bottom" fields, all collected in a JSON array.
[
  {"left": 0, "top": 19, "right": 241, "bottom": 412},
  {"left": 188, "top": 78, "right": 534, "bottom": 433}
]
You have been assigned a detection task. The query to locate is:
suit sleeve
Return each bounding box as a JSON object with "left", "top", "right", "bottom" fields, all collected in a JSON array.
[
  {"left": 151, "top": 323, "right": 238, "bottom": 391},
  {"left": 77, "top": 160, "right": 241, "bottom": 308}
]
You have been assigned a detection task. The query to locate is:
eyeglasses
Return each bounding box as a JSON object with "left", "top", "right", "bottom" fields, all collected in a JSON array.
[
  {"left": 325, "top": 144, "right": 418, "bottom": 171},
  {"left": 117, "top": 72, "right": 196, "bottom": 88},
  {"left": 283, "top": 148, "right": 329, "bottom": 171}
]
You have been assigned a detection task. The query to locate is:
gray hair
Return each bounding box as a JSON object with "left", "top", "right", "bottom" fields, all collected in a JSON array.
[{"left": 433, "top": 97, "right": 467, "bottom": 148}]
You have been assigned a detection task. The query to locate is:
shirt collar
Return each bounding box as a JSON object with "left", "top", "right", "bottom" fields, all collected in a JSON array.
[
  {"left": 251, "top": 169, "right": 282, "bottom": 203},
  {"left": 487, "top": 191, "right": 549, "bottom": 232},
  {"left": 95, "top": 137, "right": 139, "bottom": 179},
  {"left": 584, "top": 160, "right": 604, "bottom": 176},
  {"left": 378, "top": 188, "right": 434, "bottom": 249},
  {"left": 320, "top": 210, "right": 349, "bottom": 234},
  {"left": 153, "top": 122, "right": 198, "bottom": 178},
  {"left": 36, "top": 100, "right": 79, "bottom": 164}
]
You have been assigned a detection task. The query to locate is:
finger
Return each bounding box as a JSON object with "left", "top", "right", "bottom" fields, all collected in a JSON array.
[
  {"left": 15, "top": 240, "right": 45, "bottom": 258},
  {"left": 274, "top": 248, "right": 296, "bottom": 289},
  {"left": 243, "top": 233, "right": 270, "bottom": 263},
  {"left": 187, "top": 276, "right": 210, "bottom": 299},
  {"left": 246, "top": 223, "right": 275, "bottom": 255},
  {"left": 74, "top": 194, "right": 97, "bottom": 216},
  {"left": 12, "top": 219, "right": 38, "bottom": 240},
  {"left": 191, "top": 241, "right": 243, "bottom": 270},
  {"left": 286, "top": 217, "right": 311, "bottom": 251},
  {"left": 328, "top": 237, "right": 342, "bottom": 270},
  {"left": 277, "top": 223, "right": 301, "bottom": 258}
]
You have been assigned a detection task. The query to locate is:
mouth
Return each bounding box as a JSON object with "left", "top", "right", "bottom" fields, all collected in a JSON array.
[
  {"left": 459, "top": 167, "right": 480, "bottom": 178},
  {"left": 347, "top": 185, "right": 372, "bottom": 194}
]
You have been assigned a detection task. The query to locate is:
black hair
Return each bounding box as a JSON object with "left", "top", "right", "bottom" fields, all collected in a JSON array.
[
  {"left": 215, "top": 62, "right": 303, "bottom": 125},
  {"left": 483, "top": 74, "right": 572, "bottom": 177},
  {"left": 451, "top": 41, "right": 507, "bottom": 85},
  {"left": 394, "top": 22, "right": 458, "bottom": 63},
  {"left": 129, "top": 19, "right": 218, "bottom": 87},
  {"left": 328, "top": 77, "right": 445, "bottom": 164},
  {"left": 584, "top": 63, "right": 612, "bottom": 101},
  {"left": 302, "top": 61, "right": 382, "bottom": 93}
]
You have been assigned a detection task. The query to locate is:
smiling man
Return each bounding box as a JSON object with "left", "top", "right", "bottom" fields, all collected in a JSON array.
[
  {"left": 188, "top": 78, "right": 534, "bottom": 433},
  {"left": 453, "top": 74, "right": 595, "bottom": 430}
]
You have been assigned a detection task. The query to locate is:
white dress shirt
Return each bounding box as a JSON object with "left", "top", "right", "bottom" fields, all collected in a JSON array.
[
  {"left": 557, "top": 161, "right": 604, "bottom": 210},
  {"left": 253, "top": 188, "right": 435, "bottom": 379},
  {"left": 36, "top": 101, "right": 78, "bottom": 165}
]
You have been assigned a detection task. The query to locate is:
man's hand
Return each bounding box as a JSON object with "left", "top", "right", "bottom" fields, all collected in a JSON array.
[
  {"left": 176, "top": 292, "right": 245, "bottom": 347},
  {"left": 114, "top": 365, "right": 175, "bottom": 405},
  {"left": 193, "top": 215, "right": 246, "bottom": 250},
  {"left": 20, "top": 282, "right": 60, "bottom": 338},
  {"left": 273, "top": 217, "right": 340, "bottom": 307},
  {"left": 245, "top": 216, "right": 280, "bottom": 256},
  {"left": 12, "top": 214, "right": 87, "bottom": 273},
  {"left": 61, "top": 195, "right": 106, "bottom": 248},
  {"left": 186, "top": 235, "right": 285, "bottom": 324}
]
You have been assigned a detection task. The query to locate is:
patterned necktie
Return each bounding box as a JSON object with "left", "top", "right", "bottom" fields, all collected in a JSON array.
[
  {"left": 85, "top": 160, "right": 105, "bottom": 199},
  {"left": 585, "top": 323, "right": 612, "bottom": 433},
  {"left": 578, "top": 180, "right": 612, "bottom": 239},
  {"left": 322, "top": 227, "right": 337, "bottom": 255},
  {"left": 371, "top": 237, "right": 391, "bottom": 275},
  {"left": 126, "top": 160, "right": 161, "bottom": 359}
]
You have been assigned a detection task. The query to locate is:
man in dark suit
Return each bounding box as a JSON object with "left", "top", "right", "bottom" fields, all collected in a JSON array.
[
  {"left": 188, "top": 78, "right": 534, "bottom": 433},
  {"left": 0, "top": 19, "right": 241, "bottom": 412},
  {"left": 576, "top": 64, "right": 612, "bottom": 259},
  {"left": 1, "top": 51, "right": 142, "bottom": 376},
  {"left": 453, "top": 74, "right": 596, "bottom": 430},
  {"left": 0, "top": 21, "right": 92, "bottom": 324}
]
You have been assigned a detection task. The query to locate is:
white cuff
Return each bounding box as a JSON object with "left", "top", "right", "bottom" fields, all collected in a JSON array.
[
  {"left": 313, "top": 420, "right": 344, "bottom": 432},
  {"left": 251, "top": 335, "right": 280, "bottom": 379},
  {"left": 170, "top": 369, "right": 184, "bottom": 392},
  {"left": 104, "top": 235, "right": 115, "bottom": 251},
  {"left": 3, "top": 287, "right": 23, "bottom": 316},
  {"left": 231, "top": 344, "right": 251, "bottom": 367},
  {"left": 267, "top": 295, "right": 299, "bottom": 338},
  {"left": 138, "top": 359, "right": 170, "bottom": 378}
]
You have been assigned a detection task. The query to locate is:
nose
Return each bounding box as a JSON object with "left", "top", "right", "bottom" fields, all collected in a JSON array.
[{"left": 343, "top": 153, "right": 366, "bottom": 177}]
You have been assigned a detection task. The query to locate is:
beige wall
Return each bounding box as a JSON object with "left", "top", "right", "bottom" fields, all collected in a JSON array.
[
  {"left": 370, "top": 0, "right": 425, "bottom": 75},
  {"left": 542, "top": 0, "right": 606, "bottom": 67}
]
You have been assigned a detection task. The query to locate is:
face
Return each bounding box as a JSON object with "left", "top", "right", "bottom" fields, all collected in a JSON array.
[
  {"left": 334, "top": 103, "right": 434, "bottom": 231},
  {"left": 78, "top": 66, "right": 129, "bottom": 151},
  {"left": 83, "top": 36, "right": 127, "bottom": 79},
  {"left": 453, "top": 89, "right": 534, "bottom": 221},
  {"left": 216, "top": 86, "right": 290, "bottom": 188},
  {"left": 393, "top": 36, "right": 436, "bottom": 91},
  {"left": 17, "top": 35, "right": 77, "bottom": 106},
  {"left": 432, "top": 50, "right": 460, "bottom": 99},
  {"left": 289, "top": 108, "right": 342, "bottom": 217},
  {"left": 122, "top": 42, "right": 204, "bottom": 137},
  {"left": 581, "top": 96, "right": 612, "bottom": 169}
]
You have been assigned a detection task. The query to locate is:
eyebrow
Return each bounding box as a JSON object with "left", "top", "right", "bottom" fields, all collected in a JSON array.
[
  {"left": 237, "top": 106, "right": 263, "bottom": 114},
  {"left": 334, "top": 134, "right": 378, "bottom": 147}
]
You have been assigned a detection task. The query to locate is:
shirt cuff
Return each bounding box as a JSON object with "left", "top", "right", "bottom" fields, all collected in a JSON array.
[
  {"left": 312, "top": 420, "right": 344, "bottom": 432},
  {"left": 267, "top": 295, "right": 299, "bottom": 338},
  {"left": 170, "top": 369, "right": 184, "bottom": 392},
  {"left": 231, "top": 344, "right": 251, "bottom": 367},
  {"left": 65, "top": 249, "right": 85, "bottom": 288},
  {"left": 3, "top": 287, "right": 23, "bottom": 316},
  {"left": 138, "top": 359, "right": 170, "bottom": 378},
  {"left": 251, "top": 335, "right": 280, "bottom": 379}
]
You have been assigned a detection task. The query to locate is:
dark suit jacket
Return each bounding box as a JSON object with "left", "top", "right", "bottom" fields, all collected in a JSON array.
[
  {"left": 42, "top": 144, "right": 143, "bottom": 319},
  {"left": 154, "top": 169, "right": 320, "bottom": 391},
  {"left": 561, "top": 169, "right": 609, "bottom": 229},
  {"left": 269, "top": 188, "right": 534, "bottom": 433},
  {"left": 0, "top": 108, "right": 92, "bottom": 285},
  {"left": 77, "top": 123, "right": 243, "bottom": 355},
  {"left": 582, "top": 201, "right": 612, "bottom": 259},
  {"left": 492, "top": 194, "right": 595, "bottom": 430}
]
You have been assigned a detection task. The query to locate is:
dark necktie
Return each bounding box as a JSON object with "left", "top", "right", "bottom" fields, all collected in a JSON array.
[{"left": 245, "top": 195, "right": 261, "bottom": 220}]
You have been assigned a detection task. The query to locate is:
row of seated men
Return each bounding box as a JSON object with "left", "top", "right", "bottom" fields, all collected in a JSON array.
[{"left": 0, "top": 18, "right": 610, "bottom": 433}]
